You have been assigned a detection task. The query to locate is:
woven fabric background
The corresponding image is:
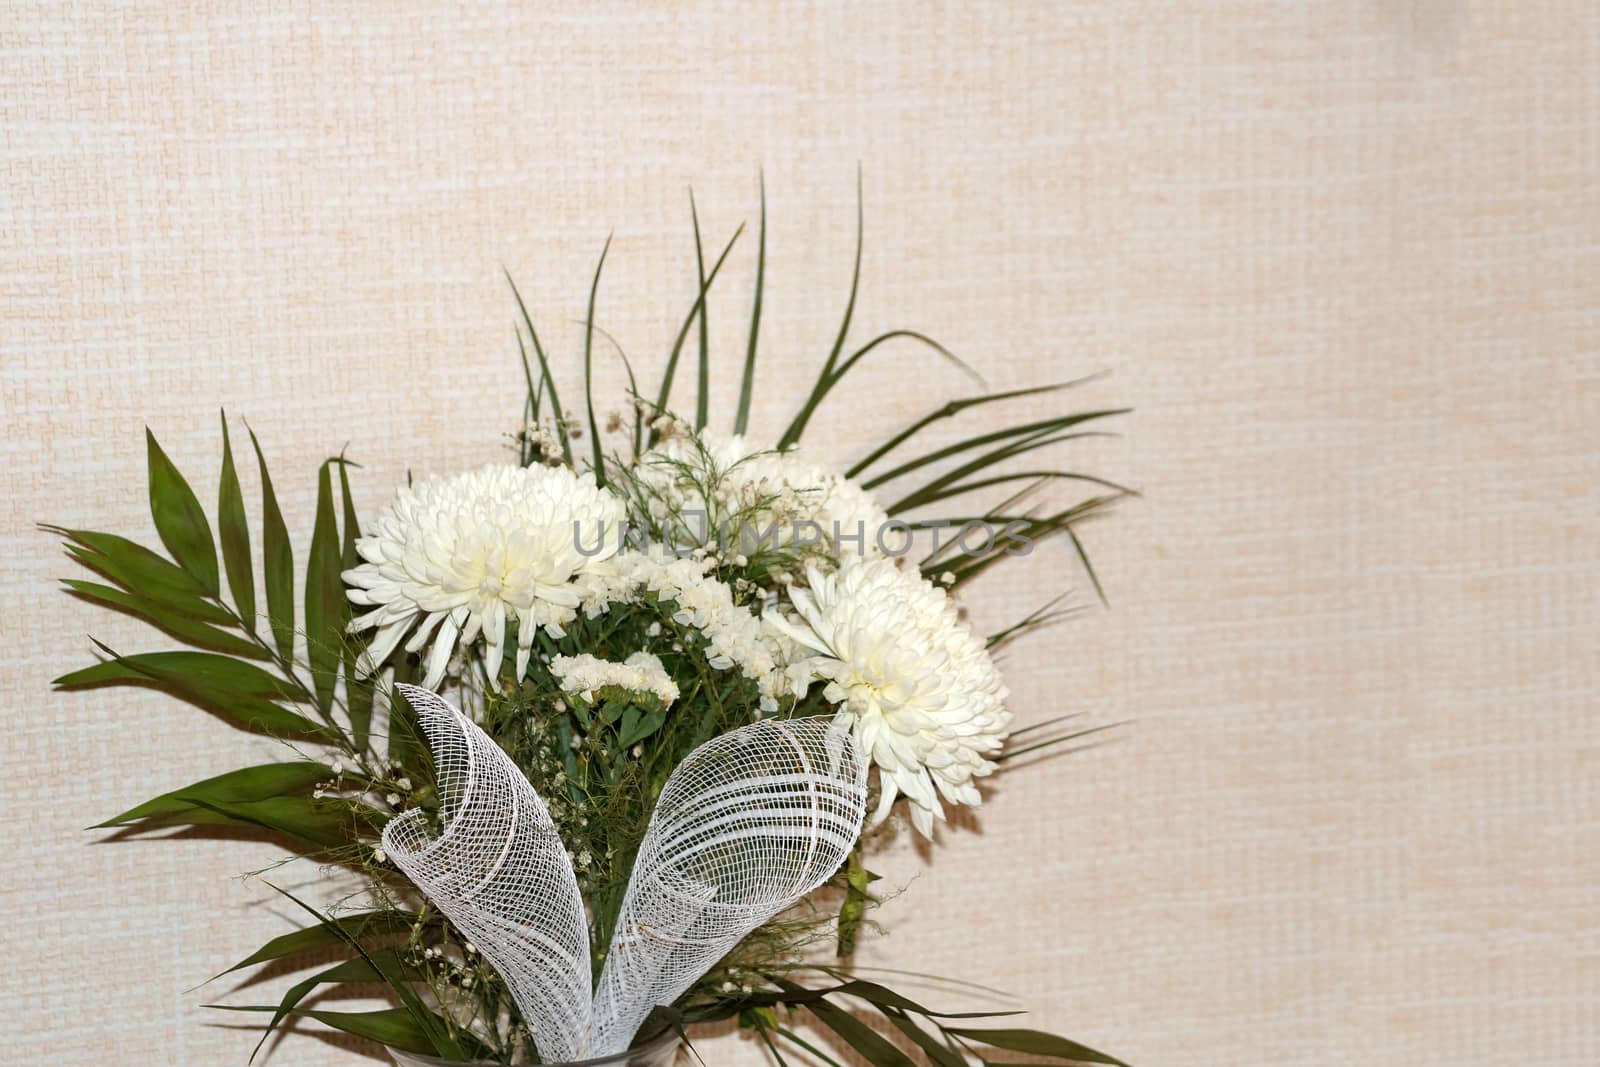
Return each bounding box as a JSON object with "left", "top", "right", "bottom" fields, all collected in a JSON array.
[{"left": 3, "top": 3, "right": 1596, "bottom": 1065}]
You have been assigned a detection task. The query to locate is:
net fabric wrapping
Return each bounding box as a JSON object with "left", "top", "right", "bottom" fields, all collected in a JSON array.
[
  {"left": 381, "top": 684, "right": 594, "bottom": 1063},
  {"left": 589, "top": 716, "right": 867, "bottom": 1055},
  {"left": 383, "top": 687, "right": 866, "bottom": 1060}
]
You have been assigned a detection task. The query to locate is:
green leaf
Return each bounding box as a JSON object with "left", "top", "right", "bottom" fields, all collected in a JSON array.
[
  {"left": 690, "top": 191, "right": 711, "bottom": 431},
  {"left": 56, "top": 650, "right": 302, "bottom": 702},
  {"left": 506, "top": 270, "right": 573, "bottom": 466},
  {"left": 338, "top": 459, "right": 373, "bottom": 750},
  {"left": 863, "top": 411, "right": 1127, "bottom": 493},
  {"left": 217, "top": 413, "right": 256, "bottom": 628},
  {"left": 583, "top": 236, "right": 613, "bottom": 483},
  {"left": 881, "top": 1009, "right": 968, "bottom": 1067},
  {"left": 619, "top": 706, "right": 667, "bottom": 748},
  {"left": 59, "top": 580, "right": 267, "bottom": 660},
  {"left": 651, "top": 224, "right": 746, "bottom": 441},
  {"left": 384, "top": 664, "right": 425, "bottom": 778},
  {"left": 49, "top": 527, "right": 233, "bottom": 624},
  {"left": 247, "top": 949, "right": 415, "bottom": 1060},
  {"left": 777, "top": 1025, "right": 851, "bottom": 1067},
  {"left": 256, "top": 882, "right": 469, "bottom": 1058},
  {"left": 785, "top": 331, "right": 981, "bottom": 453},
  {"left": 305, "top": 461, "right": 342, "bottom": 715},
  {"left": 945, "top": 1028, "right": 1131, "bottom": 1066},
  {"left": 95, "top": 760, "right": 332, "bottom": 828},
  {"left": 517, "top": 331, "right": 541, "bottom": 465},
  {"left": 185, "top": 795, "right": 382, "bottom": 850},
  {"left": 146, "top": 429, "right": 219, "bottom": 595},
  {"left": 801, "top": 991, "right": 918, "bottom": 1067},
  {"left": 57, "top": 641, "right": 336, "bottom": 742},
  {"left": 889, "top": 435, "right": 1131, "bottom": 515},
  {"left": 248, "top": 427, "right": 296, "bottom": 664},
  {"left": 218, "top": 909, "right": 417, "bottom": 976},
  {"left": 209, "top": 1005, "right": 440, "bottom": 1056},
  {"left": 734, "top": 174, "right": 766, "bottom": 436},
  {"left": 845, "top": 376, "right": 1100, "bottom": 479},
  {"left": 777, "top": 171, "right": 863, "bottom": 449}
]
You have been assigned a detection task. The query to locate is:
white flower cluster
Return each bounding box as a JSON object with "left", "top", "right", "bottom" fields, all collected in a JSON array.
[
  {"left": 610, "top": 549, "right": 796, "bottom": 710},
  {"left": 635, "top": 430, "right": 890, "bottom": 559},
  {"left": 548, "top": 651, "right": 679, "bottom": 706},
  {"left": 344, "top": 464, "right": 625, "bottom": 687},
  {"left": 768, "top": 556, "right": 1011, "bottom": 836},
  {"left": 343, "top": 430, "right": 1012, "bottom": 838}
]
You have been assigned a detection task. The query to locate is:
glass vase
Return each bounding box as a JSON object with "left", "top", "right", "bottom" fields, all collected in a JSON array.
[{"left": 388, "top": 1028, "right": 683, "bottom": 1067}]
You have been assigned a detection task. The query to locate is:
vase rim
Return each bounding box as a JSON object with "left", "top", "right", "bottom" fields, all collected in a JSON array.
[{"left": 389, "top": 1023, "right": 682, "bottom": 1067}]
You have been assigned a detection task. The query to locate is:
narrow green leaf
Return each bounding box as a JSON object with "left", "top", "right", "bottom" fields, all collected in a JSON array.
[
  {"left": 584, "top": 236, "right": 613, "bottom": 483},
  {"left": 146, "top": 429, "right": 219, "bottom": 594},
  {"left": 891, "top": 468, "right": 1134, "bottom": 515},
  {"left": 59, "top": 580, "right": 267, "bottom": 659},
  {"left": 987, "top": 593, "right": 1077, "bottom": 651},
  {"left": 734, "top": 174, "right": 766, "bottom": 436},
  {"left": 56, "top": 650, "right": 302, "bottom": 702},
  {"left": 751, "top": 1016, "right": 795, "bottom": 1067},
  {"left": 777, "top": 171, "right": 863, "bottom": 449},
  {"left": 996, "top": 721, "right": 1124, "bottom": 763},
  {"left": 385, "top": 662, "right": 425, "bottom": 777},
  {"left": 61, "top": 640, "right": 336, "bottom": 742},
  {"left": 49, "top": 527, "right": 233, "bottom": 623},
  {"left": 305, "top": 461, "right": 342, "bottom": 715},
  {"left": 209, "top": 1005, "right": 439, "bottom": 1056},
  {"left": 258, "top": 882, "right": 468, "bottom": 1057},
  {"left": 95, "top": 761, "right": 332, "bottom": 828},
  {"left": 881, "top": 1009, "right": 967, "bottom": 1067},
  {"left": 651, "top": 224, "right": 746, "bottom": 441},
  {"left": 337, "top": 458, "right": 373, "bottom": 749},
  {"left": 863, "top": 411, "right": 1128, "bottom": 492},
  {"left": 945, "top": 1028, "right": 1131, "bottom": 1066},
  {"left": 784, "top": 330, "right": 980, "bottom": 452},
  {"left": 887, "top": 429, "right": 1118, "bottom": 517},
  {"left": 517, "top": 329, "right": 540, "bottom": 464},
  {"left": 690, "top": 191, "right": 711, "bottom": 431},
  {"left": 185, "top": 795, "right": 382, "bottom": 850},
  {"left": 217, "top": 413, "right": 255, "bottom": 628},
  {"left": 218, "top": 909, "right": 416, "bottom": 976},
  {"left": 1065, "top": 525, "right": 1107, "bottom": 606},
  {"left": 248, "top": 427, "right": 296, "bottom": 664},
  {"left": 777, "top": 1025, "right": 851, "bottom": 1067},
  {"left": 506, "top": 271, "right": 573, "bottom": 466},
  {"left": 845, "top": 376, "right": 1101, "bottom": 479},
  {"left": 937, "top": 495, "right": 1123, "bottom": 587},
  {"left": 748, "top": 979, "right": 1016, "bottom": 1020},
  {"left": 248, "top": 949, "right": 413, "bottom": 1060},
  {"left": 802, "top": 992, "right": 918, "bottom": 1067}
]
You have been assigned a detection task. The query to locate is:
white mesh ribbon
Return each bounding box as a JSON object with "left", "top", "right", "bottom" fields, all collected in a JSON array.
[
  {"left": 382, "top": 685, "right": 594, "bottom": 1063},
  {"left": 384, "top": 687, "right": 867, "bottom": 1061},
  {"left": 589, "top": 716, "right": 868, "bottom": 1054}
]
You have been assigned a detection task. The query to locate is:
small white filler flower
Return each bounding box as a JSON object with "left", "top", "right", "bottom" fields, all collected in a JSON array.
[
  {"left": 549, "top": 650, "right": 680, "bottom": 706},
  {"left": 343, "top": 463, "right": 626, "bottom": 687},
  {"left": 768, "top": 556, "right": 1011, "bottom": 836}
]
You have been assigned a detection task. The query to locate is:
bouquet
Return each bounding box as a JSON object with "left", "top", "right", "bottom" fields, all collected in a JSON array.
[{"left": 53, "top": 191, "right": 1131, "bottom": 1067}]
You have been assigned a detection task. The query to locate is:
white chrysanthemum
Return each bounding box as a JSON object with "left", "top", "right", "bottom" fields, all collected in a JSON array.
[
  {"left": 634, "top": 430, "right": 890, "bottom": 558},
  {"left": 344, "top": 464, "right": 626, "bottom": 688},
  {"left": 549, "top": 651, "right": 679, "bottom": 706},
  {"left": 767, "top": 556, "right": 1010, "bottom": 836}
]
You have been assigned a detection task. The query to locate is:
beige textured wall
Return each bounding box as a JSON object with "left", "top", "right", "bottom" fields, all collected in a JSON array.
[{"left": 3, "top": 3, "right": 1596, "bottom": 1065}]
